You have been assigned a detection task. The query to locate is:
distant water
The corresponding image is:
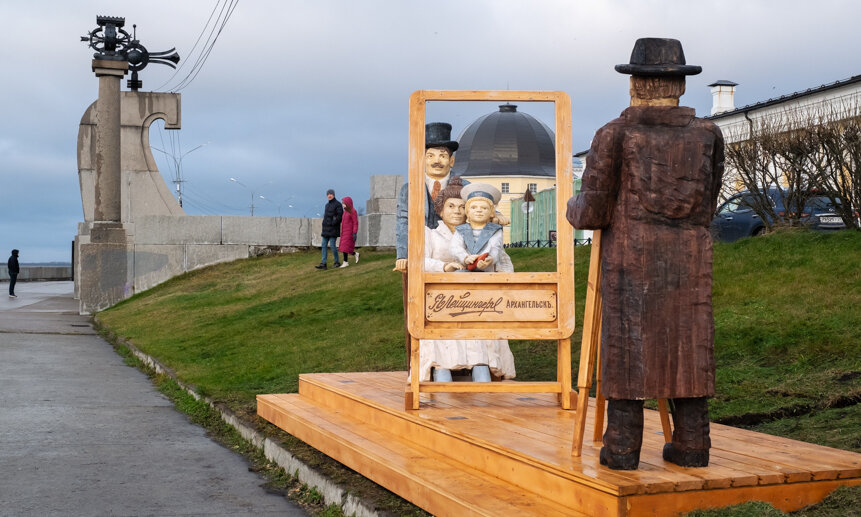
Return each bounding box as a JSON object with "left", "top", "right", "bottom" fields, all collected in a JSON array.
[{"left": 20, "top": 262, "right": 72, "bottom": 267}]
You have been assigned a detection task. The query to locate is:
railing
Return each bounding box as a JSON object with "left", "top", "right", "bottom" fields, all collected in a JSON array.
[
  {"left": 0, "top": 266, "right": 73, "bottom": 281},
  {"left": 505, "top": 238, "right": 592, "bottom": 249}
]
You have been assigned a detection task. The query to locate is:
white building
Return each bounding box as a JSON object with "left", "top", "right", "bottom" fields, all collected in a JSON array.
[{"left": 706, "top": 75, "right": 861, "bottom": 143}]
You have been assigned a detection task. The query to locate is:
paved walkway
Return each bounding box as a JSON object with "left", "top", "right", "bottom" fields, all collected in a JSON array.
[{"left": 0, "top": 282, "right": 306, "bottom": 516}]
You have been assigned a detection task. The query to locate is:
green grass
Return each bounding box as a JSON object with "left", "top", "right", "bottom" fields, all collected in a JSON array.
[
  {"left": 710, "top": 229, "right": 861, "bottom": 429},
  {"left": 99, "top": 246, "right": 594, "bottom": 417},
  {"left": 98, "top": 230, "right": 861, "bottom": 515}
]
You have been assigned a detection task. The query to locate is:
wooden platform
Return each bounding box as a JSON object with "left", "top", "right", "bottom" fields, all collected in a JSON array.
[{"left": 257, "top": 372, "right": 861, "bottom": 516}]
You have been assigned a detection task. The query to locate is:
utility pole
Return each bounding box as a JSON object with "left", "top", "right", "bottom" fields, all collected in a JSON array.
[
  {"left": 523, "top": 189, "right": 535, "bottom": 246},
  {"left": 153, "top": 142, "right": 207, "bottom": 208}
]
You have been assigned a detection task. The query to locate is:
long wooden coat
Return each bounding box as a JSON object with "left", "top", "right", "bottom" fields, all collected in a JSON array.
[{"left": 567, "top": 106, "right": 724, "bottom": 400}]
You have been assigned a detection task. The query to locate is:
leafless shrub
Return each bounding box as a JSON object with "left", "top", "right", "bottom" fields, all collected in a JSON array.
[{"left": 722, "top": 104, "right": 860, "bottom": 230}]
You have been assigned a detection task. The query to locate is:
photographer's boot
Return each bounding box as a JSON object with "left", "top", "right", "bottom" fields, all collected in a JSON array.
[
  {"left": 663, "top": 397, "right": 710, "bottom": 467},
  {"left": 600, "top": 399, "right": 644, "bottom": 470}
]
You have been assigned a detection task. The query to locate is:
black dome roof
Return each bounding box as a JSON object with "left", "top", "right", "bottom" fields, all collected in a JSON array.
[{"left": 451, "top": 104, "right": 556, "bottom": 178}]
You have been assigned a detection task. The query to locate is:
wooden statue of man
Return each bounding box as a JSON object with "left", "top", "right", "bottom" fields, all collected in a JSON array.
[
  {"left": 394, "top": 122, "right": 460, "bottom": 272},
  {"left": 566, "top": 38, "right": 724, "bottom": 470}
]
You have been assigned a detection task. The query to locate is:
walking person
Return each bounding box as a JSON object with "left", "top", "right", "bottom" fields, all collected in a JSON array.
[
  {"left": 7, "top": 249, "right": 19, "bottom": 298},
  {"left": 338, "top": 196, "right": 359, "bottom": 267},
  {"left": 316, "top": 189, "right": 343, "bottom": 270}
]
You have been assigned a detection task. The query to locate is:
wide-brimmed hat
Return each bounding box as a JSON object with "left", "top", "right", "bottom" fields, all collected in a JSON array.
[
  {"left": 461, "top": 182, "right": 501, "bottom": 205},
  {"left": 426, "top": 122, "right": 459, "bottom": 153},
  {"left": 615, "top": 38, "right": 701, "bottom": 77}
]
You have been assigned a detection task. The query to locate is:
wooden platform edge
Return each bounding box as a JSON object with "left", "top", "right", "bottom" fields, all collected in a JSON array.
[
  {"left": 258, "top": 385, "right": 861, "bottom": 517},
  {"left": 626, "top": 477, "right": 861, "bottom": 516},
  {"left": 257, "top": 393, "right": 604, "bottom": 516},
  {"left": 298, "top": 375, "right": 624, "bottom": 495}
]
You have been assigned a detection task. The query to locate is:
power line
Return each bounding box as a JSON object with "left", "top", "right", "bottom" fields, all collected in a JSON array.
[
  {"left": 155, "top": 0, "right": 223, "bottom": 91},
  {"left": 176, "top": 0, "right": 239, "bottom": 91},
  {"left": 159, "top": 0, "right": 240, "bottom": 92}
]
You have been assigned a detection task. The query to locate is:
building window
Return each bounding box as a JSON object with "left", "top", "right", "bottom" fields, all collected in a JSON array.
[
  {"left": 528, "top": 183, "right": 537, "bottom": 193},
  {"left": 501, "top": 182, "right": 509, "bottom": 194}
]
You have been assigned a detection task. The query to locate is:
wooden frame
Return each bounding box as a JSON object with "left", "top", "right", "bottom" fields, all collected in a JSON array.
[{"left": 406, "top": 90, "right": 575, "bottom": 410}]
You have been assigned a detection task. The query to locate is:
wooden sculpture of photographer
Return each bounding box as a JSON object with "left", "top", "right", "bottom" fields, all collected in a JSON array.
[{"left": 566, "top": 38, "right": 725, "bottom": 470}]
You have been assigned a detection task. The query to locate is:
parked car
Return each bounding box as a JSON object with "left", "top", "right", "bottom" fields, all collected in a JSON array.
[{"left": 711, "top": 189, "right": 846, "bottom": 243}]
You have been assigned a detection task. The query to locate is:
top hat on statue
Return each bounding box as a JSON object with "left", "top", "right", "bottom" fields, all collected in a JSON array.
[
  {"left": 615, "top": 38, "right": 701, "bottom": 76},
  {"left": 425, "top": 122, "right": 459, "bottom": 152}
]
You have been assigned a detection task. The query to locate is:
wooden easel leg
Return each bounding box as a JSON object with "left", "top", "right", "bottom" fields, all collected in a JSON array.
[
  {"left": 402, "top": 272, "right": 410, "bottom": 370},
  {"left": 558, "top": 338, "right": 572, "bottom": 410},
  {"left": 592, "top": 307, "right": 605, "bottom": 443},
  {"left": 409, "top": 336, "right": 420, "bottom": 410},
  {"left": 593, "top": 392, "right": 606, "bottom": 443},
  {"left": 572, "top": 387, "right": 591, "bottom": 456},
  {"left": 572, "top": 231, "right": 603, "bottom": 457},
  {"left": 658, "top": 399, "right": 672, "bottom": 443}
]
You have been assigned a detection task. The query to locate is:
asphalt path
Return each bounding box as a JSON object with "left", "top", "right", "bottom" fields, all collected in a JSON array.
[{"left": 0, "top": 281, "right": 306, "bottom": 516}]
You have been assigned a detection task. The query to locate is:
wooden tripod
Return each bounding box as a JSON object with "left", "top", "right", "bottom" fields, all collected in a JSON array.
[{"left": 571, "top": 230, "right": 673, "bottom": 456}]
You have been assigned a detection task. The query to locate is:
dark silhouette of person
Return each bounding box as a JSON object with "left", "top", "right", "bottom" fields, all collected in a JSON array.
[{"left": 8, "top": 249, "right": 20, "bottom": 298}]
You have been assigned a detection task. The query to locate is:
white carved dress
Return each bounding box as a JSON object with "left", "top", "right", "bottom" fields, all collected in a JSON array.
[{"left": 418, "top": 223, "right": 517, "bottom": 381}]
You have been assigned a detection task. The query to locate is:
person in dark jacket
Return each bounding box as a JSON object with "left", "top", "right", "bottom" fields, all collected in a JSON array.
[
  {"left": 337, "top": 196, "right": 359, "bottom": 267},
  {"left": 566, "top": 38, "right": 724, "bottom": 470},
  {"left": 8, "top": 249, "right": 20, "bottom": 298},
  {"left": 316, "top": 189, "right": 344, "bottom": 270}
]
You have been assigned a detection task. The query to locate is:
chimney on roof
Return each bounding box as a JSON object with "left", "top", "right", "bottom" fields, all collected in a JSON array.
[{"left": 709, "top": 80, "right": 738, "bottom": 115}]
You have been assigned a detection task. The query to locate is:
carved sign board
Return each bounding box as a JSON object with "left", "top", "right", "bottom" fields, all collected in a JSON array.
[{"left": 426, "top": 288, "right": 557, "bottom": 322}]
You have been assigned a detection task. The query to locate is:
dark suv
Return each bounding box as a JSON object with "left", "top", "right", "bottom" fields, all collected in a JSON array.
[{"left": 711, "top": 189, "right": 846, "bottom": 243}]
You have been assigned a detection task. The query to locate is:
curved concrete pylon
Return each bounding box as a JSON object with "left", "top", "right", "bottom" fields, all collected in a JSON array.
[{"left": 78, "top": 92, "right": 183, "bottom": 223}]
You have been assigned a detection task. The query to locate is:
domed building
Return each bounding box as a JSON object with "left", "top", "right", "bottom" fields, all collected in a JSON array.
[{"left": 451, "top": 104, "right": 558, "bottom": 243}]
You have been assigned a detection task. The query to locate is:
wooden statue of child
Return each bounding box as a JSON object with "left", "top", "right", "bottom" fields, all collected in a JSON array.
[
  {"left": 449, "top": 183, "right": 508, "bottom": 272},
  {"left": 419, "top": 178, "right": 516, "bottom": 383}
]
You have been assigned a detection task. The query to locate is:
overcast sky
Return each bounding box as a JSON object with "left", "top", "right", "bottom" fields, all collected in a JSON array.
[{"left": 1, "top": 0, "right": 859, "bottom": 262}]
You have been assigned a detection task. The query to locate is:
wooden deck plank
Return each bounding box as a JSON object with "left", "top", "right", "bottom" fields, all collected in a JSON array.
[
  {"left": 709, "top": 425, "right": 860, "bottom": 480},
  {"left": 297, "top": 378, "right": 644, "bottom": 497},
  {"left": 314, "top": 375, "right": 707, "bottom": 493},
  {"left": 258, "top": 394, "right": 599, "bottom": 517},
  {"left": 300, "top": 375, "right": 778, "bottom": 493},
  {"left": 626, "top": 478, "right": 861, "bottom": 516},
  {"left": 298, "top": 377, "right": 653, "bottom": 496},
  {"left": 299, "top": 372, "right": 861, "bottom": 488},
  {"left": 298, "top": 377, "right": 783, "bottom": 489},
  {"left": 260, "top": 373, "right": 861, "bottom": 516}
]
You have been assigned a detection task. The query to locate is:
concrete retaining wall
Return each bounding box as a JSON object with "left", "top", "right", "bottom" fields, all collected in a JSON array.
[
  {"left": 124, "top": 213, "right": 396, "bottom": 294},
  {"left": 75, "top": 174, "right": 402, "bottom": 313}
]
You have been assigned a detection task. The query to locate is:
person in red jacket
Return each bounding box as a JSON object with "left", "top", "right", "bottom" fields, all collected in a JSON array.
[{"left": 338, "top": 196, "right": 359, "bottom": 267}]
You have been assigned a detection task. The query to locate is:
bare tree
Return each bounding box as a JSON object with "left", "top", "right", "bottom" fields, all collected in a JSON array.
[
  {"left": 723, "top": 120, "right": 792, "bottom": 231},
  {"left": 722, "top": 106, "right": 861, "bottom": 231},
  {"left": 806, "top": 109, "right": 861, "bottom": 229}
]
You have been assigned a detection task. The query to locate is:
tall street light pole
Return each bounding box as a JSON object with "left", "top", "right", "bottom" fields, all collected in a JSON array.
[
  {"left": 154, "top": 142, "right": 208, "bottom": 207},
  {"left": 229, "top": 177, "right": 257, "bottom": 216}
]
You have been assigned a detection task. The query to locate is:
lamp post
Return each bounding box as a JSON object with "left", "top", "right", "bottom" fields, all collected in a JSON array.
[
  {"left": 278, "top": 195, "right": 297, "bottom": 217},
  {"left": 153, "top": 142, "right": 208, "bottom": 207},
  {"left": 229, "top": 177, "right": 259, "bottom": 216},
  {"left": 523, "top": 189, "right": 535, "bottom": 246}
]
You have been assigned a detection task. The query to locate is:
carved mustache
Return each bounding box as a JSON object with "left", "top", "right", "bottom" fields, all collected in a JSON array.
[{"left": 430, "top": 162, "right": 446, "bottom": 168}]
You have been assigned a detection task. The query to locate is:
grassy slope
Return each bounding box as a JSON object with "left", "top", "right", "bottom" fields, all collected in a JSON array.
[
  {"left": 98, "top": 245, "right": 592, "bottom": 415},
  {"left": 99, "top": 230, "right": 861, "bottom": 513}
]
